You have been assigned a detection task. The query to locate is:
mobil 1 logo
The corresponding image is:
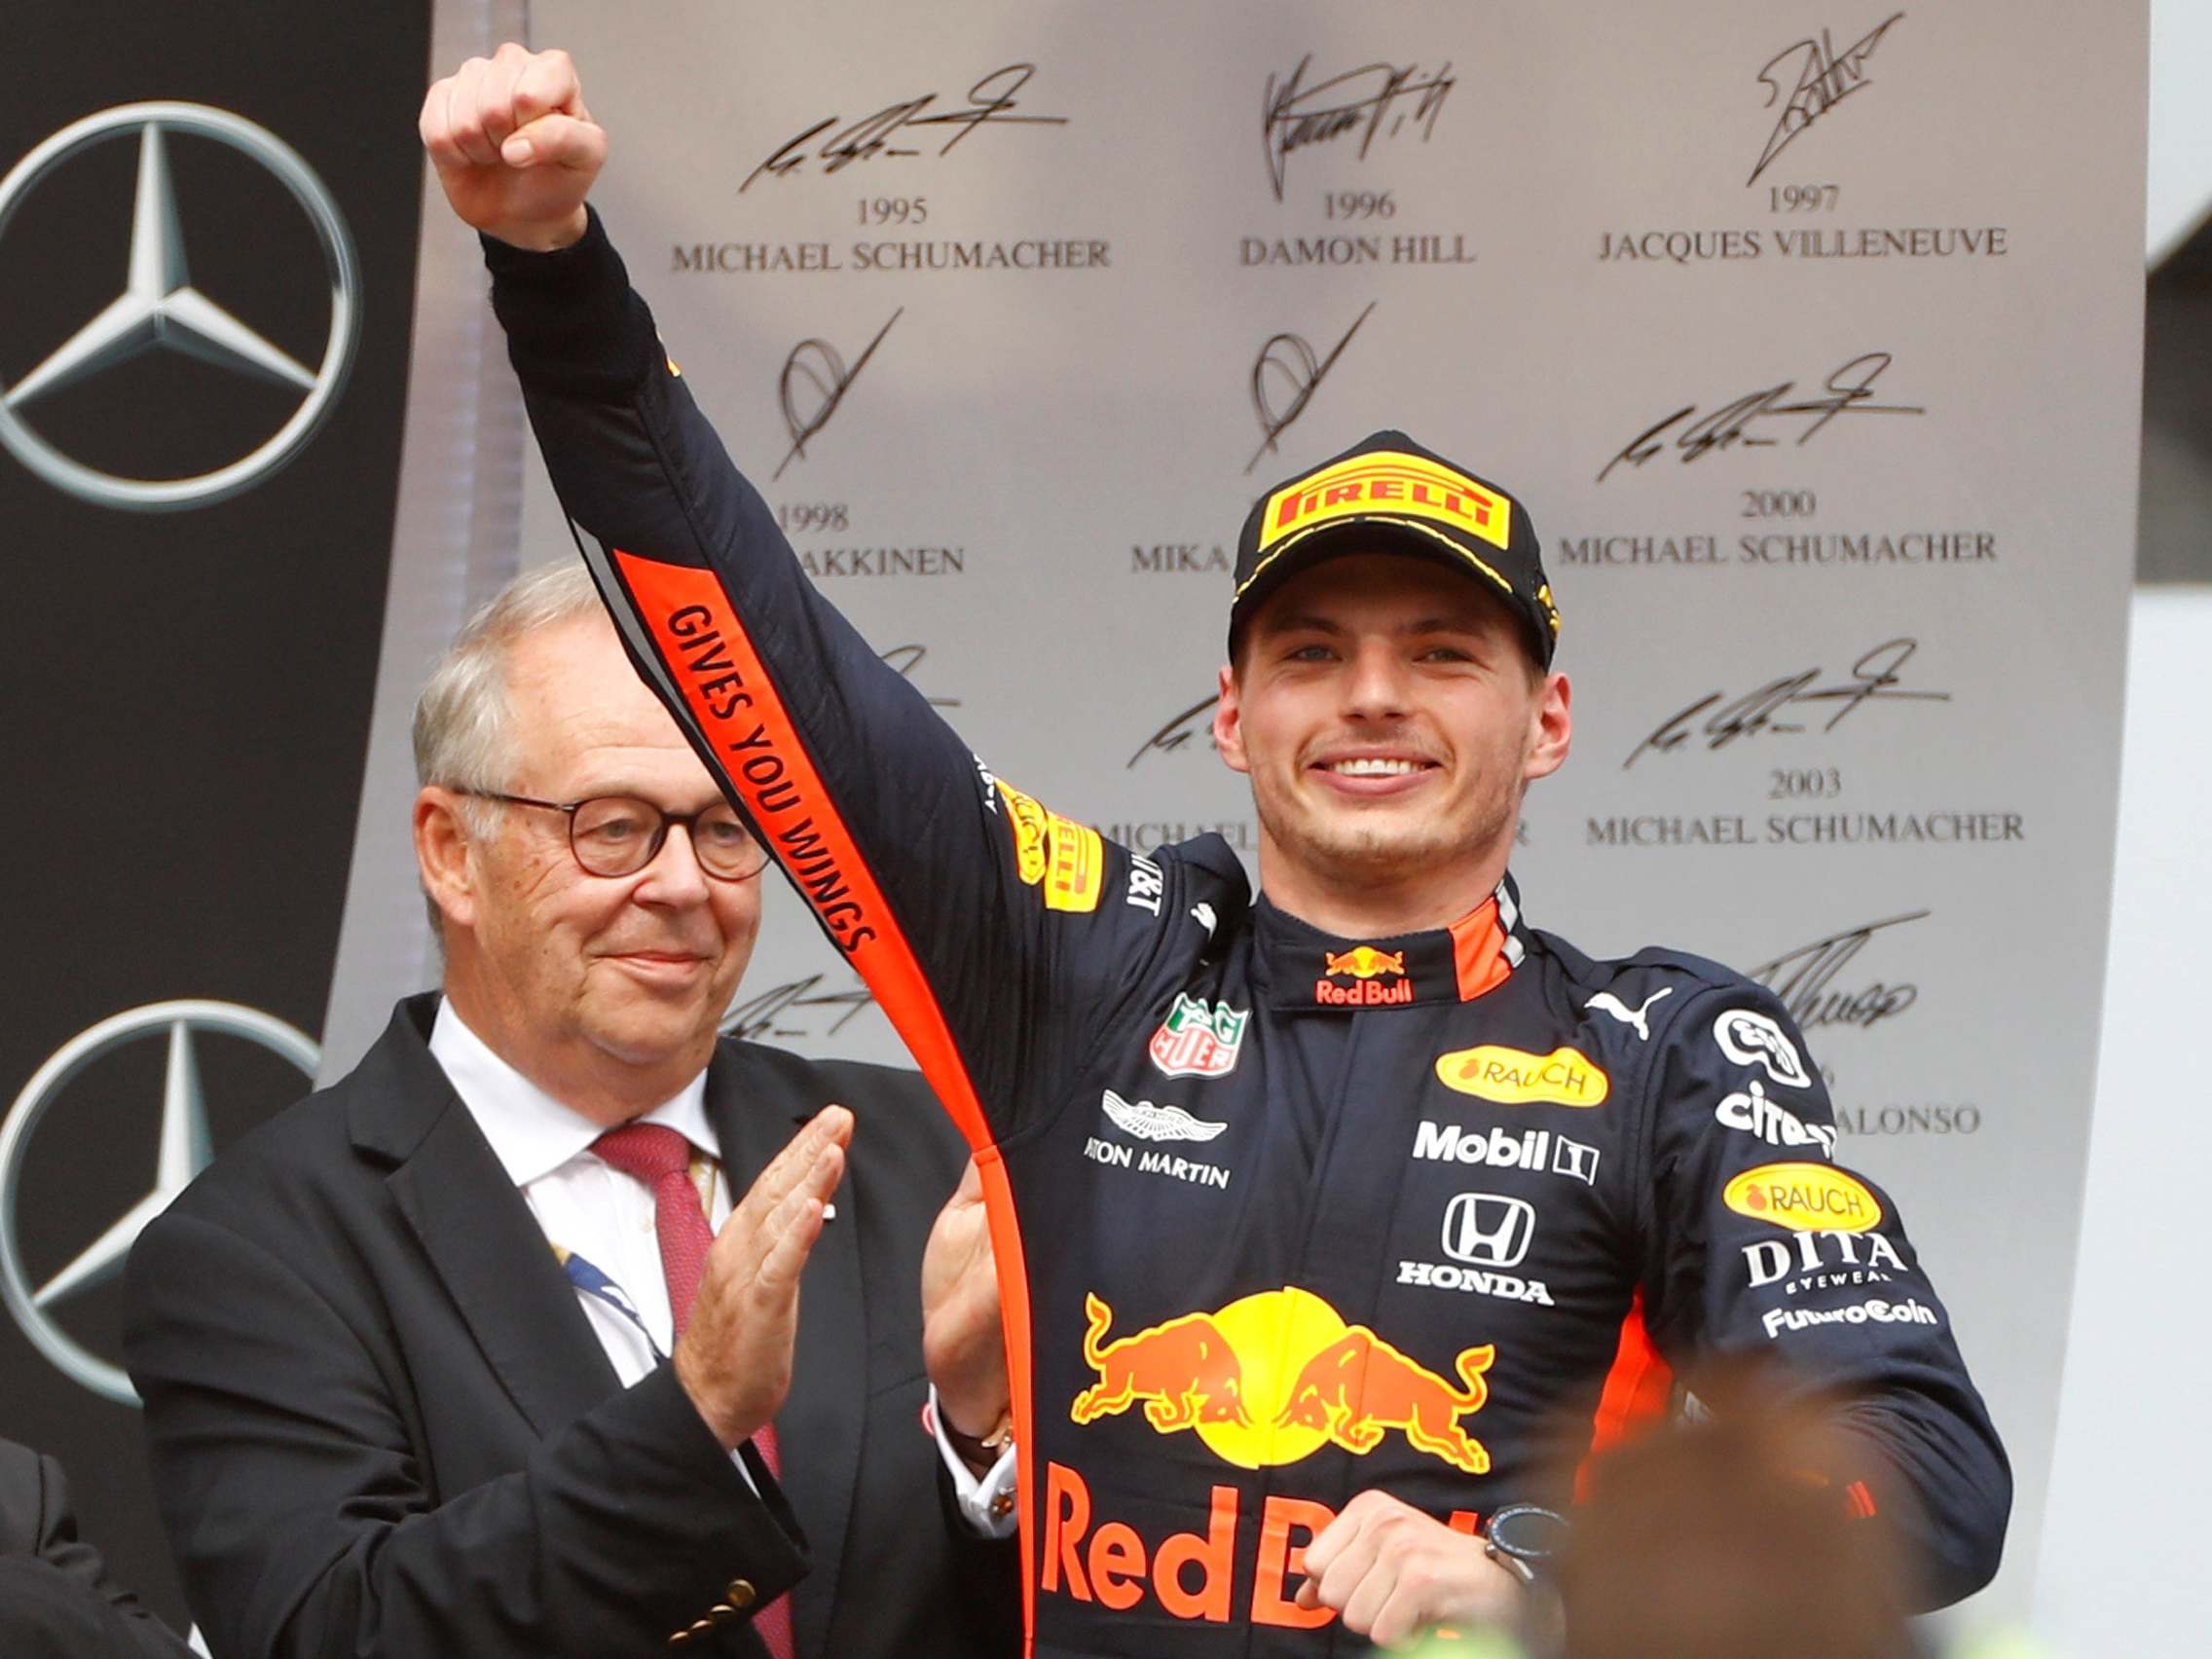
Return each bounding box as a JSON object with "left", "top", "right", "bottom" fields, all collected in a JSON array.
[{"left": 1412, "top": 1120, "right": 1600, "bottom": 1186}]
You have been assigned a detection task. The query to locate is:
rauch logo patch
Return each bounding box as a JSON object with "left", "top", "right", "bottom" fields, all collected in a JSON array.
[
  {"left": 1433, "top": 1045, "right": 1609, "bottom": 1108},
  {"left": 1723, "top": 1162, "right": 1882, "bottom": 1233}
]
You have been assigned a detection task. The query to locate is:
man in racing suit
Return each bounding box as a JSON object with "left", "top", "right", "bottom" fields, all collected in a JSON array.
[{"left": 423, "top": 45, "right": 2009, "bottom": 1656}]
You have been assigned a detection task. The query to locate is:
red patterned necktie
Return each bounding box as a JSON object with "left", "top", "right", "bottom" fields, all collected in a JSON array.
[{"left": 593, "top": 1122, "right": 795, "bottom": 1659}]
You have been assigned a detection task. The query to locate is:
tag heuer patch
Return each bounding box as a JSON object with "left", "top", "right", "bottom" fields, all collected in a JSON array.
[{"left": 1148, "top": 994, "right": 1249, "bottom": 1079}]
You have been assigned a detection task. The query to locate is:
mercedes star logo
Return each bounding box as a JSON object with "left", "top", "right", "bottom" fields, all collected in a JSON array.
[
  {"left": 0, "top": 101, "right": 361, "bottom": 511},
  {"left": 0, "top": 1000, "right": 318, "bottom": 1404}
]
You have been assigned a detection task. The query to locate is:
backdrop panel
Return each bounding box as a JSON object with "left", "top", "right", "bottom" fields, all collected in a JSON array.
[
  {"left": 0, "top": 0, "right": 434, "bottom": 1629},
  {"left": 489, "top": 0, "right": 2145, "bottom": 1621}
]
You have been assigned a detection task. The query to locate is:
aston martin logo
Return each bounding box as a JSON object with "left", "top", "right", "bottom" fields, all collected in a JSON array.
[
  {"left": 0, "top": 1001, "right": 318, "bottom": 1404},
  {"left": 0, "top": 101, "right": 360, "bottom": 511},
  {"left": 1099, "top": 1088, "right": 1228, "bottom": 1144}
]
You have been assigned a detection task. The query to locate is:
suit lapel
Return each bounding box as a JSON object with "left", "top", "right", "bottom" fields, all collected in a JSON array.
[
  {"left": 707, "top": 1045, "right": 866, "bottom": 1659},
  {"left": 356, "top": 999, "right": 622, "bottom": 1441}
]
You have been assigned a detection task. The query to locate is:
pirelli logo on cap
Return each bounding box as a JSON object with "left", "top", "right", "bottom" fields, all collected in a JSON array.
[{"left": 1259, "top": 453, "right": 1513, "bottom": 555}]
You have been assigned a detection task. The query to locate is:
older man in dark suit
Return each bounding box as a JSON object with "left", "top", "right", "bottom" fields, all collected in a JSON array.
[
  {"left": 1, "top": 1437, "right": 195, "bottom": 1659},
  {"left": 122, "top": 564, "right": 1016, "bottom": 1659}
]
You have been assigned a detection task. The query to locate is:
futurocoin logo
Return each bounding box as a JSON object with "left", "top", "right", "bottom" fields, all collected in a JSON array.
[
  {"left": 0, "top": 102, "right": 360, "bottom": 510},
  {"left": 1071, "top": 1287, "right": 1493, "bottom": 1473},
  {"left": 0, "top": 1001, "right": 318, "bottom": 1403}
]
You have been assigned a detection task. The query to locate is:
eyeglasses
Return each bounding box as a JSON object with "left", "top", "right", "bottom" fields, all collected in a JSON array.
[{"left": 461, "top": 791, "right": 771, "bottom": 881}]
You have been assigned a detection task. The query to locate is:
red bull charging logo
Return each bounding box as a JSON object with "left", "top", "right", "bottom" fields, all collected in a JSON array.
[
  {"left": 1322, "top": 946, "right": 1405, "bottom": 979},
  {"left": 1072, "top": 1288, "right": 1493, "bottom": 1474}
]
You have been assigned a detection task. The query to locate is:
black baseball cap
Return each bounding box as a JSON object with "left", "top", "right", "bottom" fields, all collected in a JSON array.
[{"left": 1229, "top": 430, "right": 1560, "bottom": 668}]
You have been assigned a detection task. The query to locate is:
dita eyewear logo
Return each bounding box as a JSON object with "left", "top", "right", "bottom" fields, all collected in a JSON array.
[
  {"left": 0, "top": 102, "right": 361, "bottom": 511},
  {"left": 0, "top": 1001, "right": 318, "bottom": 1403}
]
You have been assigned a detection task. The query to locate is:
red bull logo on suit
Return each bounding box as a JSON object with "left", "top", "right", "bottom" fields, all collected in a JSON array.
[
  {"left": 1070, "top": 1287, "right": 1493, "bottom": 1474},
  {"left": 1052, "top": 1287, "right": 1497, "bottom": 1630}
]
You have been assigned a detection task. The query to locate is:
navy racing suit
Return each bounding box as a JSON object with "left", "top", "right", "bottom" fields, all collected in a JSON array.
[{"left": 484, "top": 213, "right": 2009, "bottom": 1657}]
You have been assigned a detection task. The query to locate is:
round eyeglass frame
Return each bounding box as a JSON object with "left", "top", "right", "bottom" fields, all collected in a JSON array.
[{"left": 460, "top": 790, "right": 770, "bottom": 881}]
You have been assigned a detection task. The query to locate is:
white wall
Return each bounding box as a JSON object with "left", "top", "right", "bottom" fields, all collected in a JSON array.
[
  {"left": 2150, "top": 0, "right": 2212, "bottom": 263},
  {"left": 2034, "top": 586, "right": 2212, "bottom": 1649}
]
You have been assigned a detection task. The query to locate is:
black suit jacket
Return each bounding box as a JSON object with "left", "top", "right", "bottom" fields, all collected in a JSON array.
[
  {"left": 0, "top": 1439, "right": 196, "bottom": 1659},
  {"left": 122, "top": 994, "right": 1016, "bottom": 1659}
]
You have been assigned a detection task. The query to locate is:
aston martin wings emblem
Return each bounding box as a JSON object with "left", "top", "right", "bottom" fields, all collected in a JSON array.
[{"left": 1100, "top": 1088, "right": 1229, "bottom": 1143}]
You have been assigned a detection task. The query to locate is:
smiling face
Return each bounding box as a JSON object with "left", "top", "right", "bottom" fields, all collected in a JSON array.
[
  {"left": 416, "top": 612, "right": 762, "bottom": 1121},
  {"left": 1214, "top": 550, "right": 1570, "bottom": 935}
]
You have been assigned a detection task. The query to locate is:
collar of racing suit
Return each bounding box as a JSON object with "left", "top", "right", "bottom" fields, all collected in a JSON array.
[{"left": 1253, "top": 874, "right": 1530, "bottom": 1010}]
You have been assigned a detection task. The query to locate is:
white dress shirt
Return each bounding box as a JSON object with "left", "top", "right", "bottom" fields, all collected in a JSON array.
[{"left": 428, "top": 1000, "right": 1016, "bottom": 1534}]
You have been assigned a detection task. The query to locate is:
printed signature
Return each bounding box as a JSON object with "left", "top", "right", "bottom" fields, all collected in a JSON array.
[
  {"left": 1126, "top": 692, "right": 1220, "bottom": 769},
  {"left": 744, "top": 64, "right": 1066, "bottom": 191},
  {"left": 1751, "top": 908, "right": 1926, "bottom": 1031},
  {"left": 1598, "top": 352, "right": 1922, "bottom": 483},
  {"left": 1749, "top": 13, "right": 1905, "bottom": 185},
  {"left": 1624, "top": 639, "right": 1948, "bottom": 767},
  {"left": 1249, "top": 301, "right": 1377, "bottom": 473},
  {"left": 722, "top": 973, "right": 878, "bottom": 1043},
  {"left": 879, "top": 642, "right": 959, "bottom": 710},
  {"left": 1264, "top": 55, "right": 1455, "bottom": 200},
  {"left": 776, "top": 309, "right": 903, "bottom": 481}
]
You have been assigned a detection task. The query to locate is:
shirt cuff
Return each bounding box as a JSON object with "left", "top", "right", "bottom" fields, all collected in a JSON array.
[
  {"left": 728, "top": 1441, "right": 761, "bottom": 1496},
  {"left": 927, "top": 1384, "right": 1019, "bottom": 1539}
]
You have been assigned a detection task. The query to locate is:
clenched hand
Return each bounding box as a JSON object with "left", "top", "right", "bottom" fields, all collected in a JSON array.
[
  {"left": 420, "top": 42, "right": 605, "bottom": 250},
  {"left": 1294, "top": 1490, "right": 1530, "bottom": 1651}
]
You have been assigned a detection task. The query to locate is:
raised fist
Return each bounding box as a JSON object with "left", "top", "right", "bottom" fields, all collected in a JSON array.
[{"left": 420, "top": 43, "right": 606, "bottom": 251}]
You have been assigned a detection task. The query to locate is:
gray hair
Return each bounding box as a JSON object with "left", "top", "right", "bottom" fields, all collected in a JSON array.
[
  {"left": 413, "top": 560, "right": 608, "bottom": 826},
  {"left": 413, "top": 563, "right": 607, "bottom": 942}
]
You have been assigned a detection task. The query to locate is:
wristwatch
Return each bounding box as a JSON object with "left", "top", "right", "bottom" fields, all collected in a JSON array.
[{"left": 1483, "top": 1503, "right": 1570, "bottom": 1587}]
